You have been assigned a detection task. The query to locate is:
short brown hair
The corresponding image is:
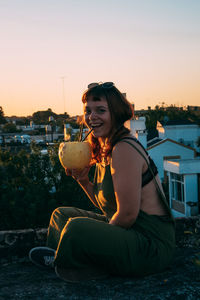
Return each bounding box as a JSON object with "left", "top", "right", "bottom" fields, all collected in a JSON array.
[{"left": 82, "top": 84, "right": 134, "bottom": 163}]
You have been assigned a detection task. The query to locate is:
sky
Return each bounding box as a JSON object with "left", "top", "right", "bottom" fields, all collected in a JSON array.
[{"left": 0, "top": 0, "right": 200, "bottom": 117}]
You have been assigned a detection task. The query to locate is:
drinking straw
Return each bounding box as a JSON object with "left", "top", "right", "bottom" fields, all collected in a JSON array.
[
  {"left": 82, "top": 128, "right": 93, "bottom": 141},
  {"left": 79, "top": 123, "right": 84, "bottom": 142}
]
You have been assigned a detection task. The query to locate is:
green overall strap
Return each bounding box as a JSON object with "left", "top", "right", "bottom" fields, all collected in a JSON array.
[{"left": 119, "top": 139, "right": 174, "bottom": 220}]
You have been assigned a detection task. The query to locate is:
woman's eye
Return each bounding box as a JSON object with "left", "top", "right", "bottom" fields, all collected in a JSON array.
[
  {"left": 97, "top": 108, "right": 106, "bottom": 114},
  {"left": 84, "top": 107, "right": 106, "bottom": 115}
]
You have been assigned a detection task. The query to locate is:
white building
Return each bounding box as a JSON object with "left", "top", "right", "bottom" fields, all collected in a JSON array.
[
  {"left": 127, "top": 117, "right": 200, "bottom": 217},
  {"left": 164, "top": 158, "right": 200, "bottom": 218},
  {"left": 126, "top": 117, "right": 147, "bottom": 148},
  {"left": 147, "top": 139, "right": 196, "bottom": 181},
  {"left": 157, "top": 120, "right": 200, "bottom": 151}
]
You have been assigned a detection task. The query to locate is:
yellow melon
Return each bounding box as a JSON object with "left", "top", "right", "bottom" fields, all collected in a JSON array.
[{"left": 59, "top": 141, "right": 92, "bottom": 169}]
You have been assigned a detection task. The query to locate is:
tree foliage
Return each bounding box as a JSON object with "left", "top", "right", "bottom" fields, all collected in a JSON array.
[
  {"left": 136, "top": 104, "right": 200, "bottom": 131},
  {"left": 0, "top": 143, "right": 97, "bottom": 230},
  {"left": 32, "top": 108, "right": 57, "bottom": 124},
  {"left": 2, "top": 123, "right": 19, "bottom": 133},
  {"left": 32, "top": 108, "right": 71, "bottom": 125},
  {"left": 16, "top": 117, "right": 30, "bottom": 126},
  {"left": 0, "top": 106, "right": 7, "bottom": 124}
]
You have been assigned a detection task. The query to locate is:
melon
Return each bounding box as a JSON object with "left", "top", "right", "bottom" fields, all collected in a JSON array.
[{"left": 59, "top": 141, "right": 92, "bottom": 169}]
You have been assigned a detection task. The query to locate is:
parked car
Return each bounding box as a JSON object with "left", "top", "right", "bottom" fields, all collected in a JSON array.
[
  {"left": 14, "top": 135, "right": 22, "bottom": 143},
  {"left": 21, "top": 135, "right": 31, "bottom": 144}
]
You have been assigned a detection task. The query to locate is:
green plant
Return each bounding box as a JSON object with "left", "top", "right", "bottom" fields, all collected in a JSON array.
[{"left": 0, "top": 144, "right": 97, "bottom": 230}]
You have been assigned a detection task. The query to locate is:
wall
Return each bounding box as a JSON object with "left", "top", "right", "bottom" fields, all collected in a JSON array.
[
  {"left": 164, "top": 158, "right": 200, "bottom": 217},
  {"left": 148, "top": 141, "right": 195, "bottom": 180},
  {"left": 0, "top": 228, "right": 47, "bottom": 265},
  {"left": 185, "top": 174, "right": 199, "bottom": 216},
  {"left": 1, "top": 217, "right": 200, "bottom": 264},
  {"left": 163, "top": 125, "right": 200, "bottom": 150}
]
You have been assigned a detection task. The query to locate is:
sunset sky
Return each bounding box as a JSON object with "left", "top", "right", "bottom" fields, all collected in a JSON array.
[{"left": 1, "top": 0, "right": 200, "bottom": 117}]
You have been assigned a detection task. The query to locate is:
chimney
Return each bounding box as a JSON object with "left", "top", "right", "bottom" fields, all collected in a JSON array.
[{"left": 130, "top": 117, "right": 147, "bottom": 148}]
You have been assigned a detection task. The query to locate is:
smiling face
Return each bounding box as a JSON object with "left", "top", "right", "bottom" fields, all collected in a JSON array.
[{"left": 84, "top": 97, "right": 112, "bottom": 141}]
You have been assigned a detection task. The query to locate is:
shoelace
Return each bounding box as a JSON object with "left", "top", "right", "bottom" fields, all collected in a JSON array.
[{"left": 44, "top": 255, "right": 55, "bottom": 266}]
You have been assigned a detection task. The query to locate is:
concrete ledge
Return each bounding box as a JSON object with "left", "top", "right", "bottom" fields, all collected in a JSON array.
[
  {"left": 0, "top": 216, "right": 200, "bottom": 264},
  {"left": 0, "top": 228, "right": 47, "bottom": 264}
]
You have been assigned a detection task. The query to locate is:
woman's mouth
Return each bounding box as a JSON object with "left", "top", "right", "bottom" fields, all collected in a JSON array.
[{"left": 90, "top": 123, "right": 103, "bottom": 129}]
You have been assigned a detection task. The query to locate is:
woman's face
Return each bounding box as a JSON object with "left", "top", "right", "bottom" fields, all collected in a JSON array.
[{"left": 84, "top": 97, "right": 112, "bottom": 140}]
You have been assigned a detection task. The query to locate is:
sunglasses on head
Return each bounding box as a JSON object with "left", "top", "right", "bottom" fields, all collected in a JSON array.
[{"left": 87, "top": 82, "right": 114, "bottom": 89}]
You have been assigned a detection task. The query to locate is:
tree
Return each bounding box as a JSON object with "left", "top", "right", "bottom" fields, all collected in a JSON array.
[
  {"left": 32, "top": 109, "right": 57, "bottom": 124},
  {"left": 16, "top": 117, "right": 30, "bottom": 126},
  {"left": 136, "top": 104, "right": 200, "bottom": 132},
  {"left": 0, "top": 106, "right": 7, "bottom": 124},
  {"left": 0, "top": 143, "right": 97, "bottom": 230},
  {"left": 2, "top": 123, "right": 18, "bottom": 133}
]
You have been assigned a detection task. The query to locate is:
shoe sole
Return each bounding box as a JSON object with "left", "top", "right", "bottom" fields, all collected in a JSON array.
[
  {"left": 55, "top": 265, "right": 109, "bottom": 283},
  {"left": 29, "top": 246, "right": 55, "bottom": 269}
]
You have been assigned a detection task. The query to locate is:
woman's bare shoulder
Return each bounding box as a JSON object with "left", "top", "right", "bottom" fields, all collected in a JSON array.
[
  {"left": 112, "top": 135, "right": 143, "bottom": 158},
  {"left": 111, "top": 138, "right": 144, "bottom": 171}
]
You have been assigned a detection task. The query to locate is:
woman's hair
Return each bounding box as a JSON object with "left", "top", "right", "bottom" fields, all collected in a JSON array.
[{"left": 82, "top": 83, "right": 134, "bottom": 163}]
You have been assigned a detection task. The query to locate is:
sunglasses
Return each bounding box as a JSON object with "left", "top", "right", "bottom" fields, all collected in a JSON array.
[{"left": 87, "top": 82, "right": 114, "bottom": 89}]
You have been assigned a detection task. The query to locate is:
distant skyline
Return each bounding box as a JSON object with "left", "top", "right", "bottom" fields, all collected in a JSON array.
[{"left": 1, "top": 0, "right": 200, "bottom": 117}]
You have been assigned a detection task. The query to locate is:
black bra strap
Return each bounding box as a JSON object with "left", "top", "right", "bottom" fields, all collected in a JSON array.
[{"left": 118, "top": 136, "right": 149, "bottom": 156}]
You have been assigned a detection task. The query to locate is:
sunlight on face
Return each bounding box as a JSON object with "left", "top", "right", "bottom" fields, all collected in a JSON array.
[{"left": 83, "top": 98, "right": 112, "bottom": 140}]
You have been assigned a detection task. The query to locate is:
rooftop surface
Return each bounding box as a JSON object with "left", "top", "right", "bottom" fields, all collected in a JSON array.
[
  {"left": 159, "top": 119, "right": 198, "bottom": 126},
  {"left": 1, "top": 217, "right": 200, "bottom": 299},
  {"left": 0, "top": 248, "right": 199, "bottom": 300}
]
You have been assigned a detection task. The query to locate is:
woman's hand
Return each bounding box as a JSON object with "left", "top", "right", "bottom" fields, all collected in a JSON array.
[
  {"left": 66, "top": 166, "right": 99, "bottom": 208},
  {"left": 65, "top": 166, "right": 91, "bottom": 187}
]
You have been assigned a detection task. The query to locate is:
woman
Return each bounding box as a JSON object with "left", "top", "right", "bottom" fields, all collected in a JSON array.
[{"left": 29, "top": 82, "right": 175, "bottom": 282}]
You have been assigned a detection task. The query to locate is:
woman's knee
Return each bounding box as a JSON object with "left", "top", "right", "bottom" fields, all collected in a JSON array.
[
  {"left": 50, "top": 207, "right": 62, "bottom": 221},
  {"left": 49, "top": 207, "right": 71, "bottom": 229},
  {"left": 63, "top": 217, "right": 83, "bottom": 233},
  {"left": 61, "top": 217, "right": 95, "bottom": 240},
  {"left": 50, "top": 206, "right": 74, "bottom": 220}
]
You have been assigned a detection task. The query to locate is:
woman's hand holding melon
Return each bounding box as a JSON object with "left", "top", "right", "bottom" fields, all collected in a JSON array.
[{"left": 65, "top": 166, "right": 91, "bottom": 187}]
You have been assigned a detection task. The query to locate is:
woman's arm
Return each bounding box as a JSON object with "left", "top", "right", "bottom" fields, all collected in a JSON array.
[
  {"left": 78, "top": 181, "right": 99, "bottom": 208},
  {"left": 65, "top": 167, "right": 99, "bottom": 207},
  {"left": 109, "top": 141, "right": 144, "bottom": 228}
]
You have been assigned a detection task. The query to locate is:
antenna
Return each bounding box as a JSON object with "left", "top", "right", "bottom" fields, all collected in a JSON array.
[{"left": 60, "top": 76, "right": 66, "bottom": 114}]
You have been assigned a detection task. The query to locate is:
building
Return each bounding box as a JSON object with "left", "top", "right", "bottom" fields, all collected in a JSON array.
[
  {"left": 126, "top": 117, "right": 147, "bottom": 148},
  {"left": 164, "top": 157, "right": 200, "bottom": 217},
  {"left": 156, "top": 120, "right": 200, "bottom": 151},
  {"left": 129, "top": 117, "right": 200, "bottom": 217},
  {"left": 147, "top": 139, "right": 196, "bottom": 181}
]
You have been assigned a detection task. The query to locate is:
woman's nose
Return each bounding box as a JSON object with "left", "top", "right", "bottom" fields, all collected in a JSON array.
[{"left": 89, "top": 111, "right": 97, "bottom": 120}]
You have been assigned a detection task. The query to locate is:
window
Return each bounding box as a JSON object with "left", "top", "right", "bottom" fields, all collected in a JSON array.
[{"left": 171, "top": 173, "right": 184, "bottom": 202}]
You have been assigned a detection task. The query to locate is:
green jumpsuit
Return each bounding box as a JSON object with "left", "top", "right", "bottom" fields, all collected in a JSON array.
[{"left": 47, "top": 144, "right": 175, "bottom": 276}]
